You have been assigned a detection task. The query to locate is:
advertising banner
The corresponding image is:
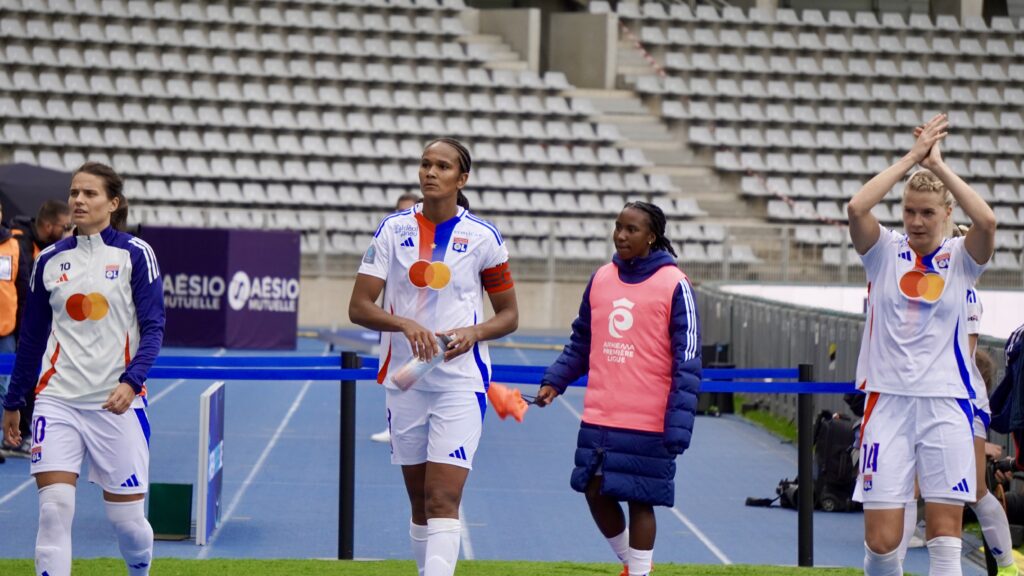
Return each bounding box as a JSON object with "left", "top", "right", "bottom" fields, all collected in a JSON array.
[{"left": 142, "top": 227, "right": 299, "bottom": 349}]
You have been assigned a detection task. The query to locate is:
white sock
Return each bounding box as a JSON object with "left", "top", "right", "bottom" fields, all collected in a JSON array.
[
  {"left": 926, "top": 536, "right": 962, "bottom": 576},
  {"left": 972, "top": 493, "right": 1015, "bottom": 567},
  {"left": 105, "top": 499, "right": 153, "bottom": 576},
  {"left": 424, "top": 518, "right": 460, "bottom": 576},
  {"left": 864, "top": 542, "right": 903, "bottom": 576},
  {"left": 36, "top": 483, "right": 76, "bottom": 576},
  {"left": 896, "top": 502, "right": 916, "bottom": 562},
  {"left": 628, "top": 547, "right": 653, "bottom": 576},
  {"left": 410, "top": 520, "right": 428, "bottom": 576},
  {"left": 606, "top": 529, "right": 629, "bottom": 564}
]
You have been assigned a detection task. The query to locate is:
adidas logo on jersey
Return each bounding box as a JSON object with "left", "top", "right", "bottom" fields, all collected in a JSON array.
[
  {"left": 400, "top": 237, "right": 415, "bottom": 248},
  {"left": 448, "top": 446, "right": 467, "bottom": 461},
  {"left": 898, "top": 250, "right": 912, "bottom": 262},
  {"left": 951, "top": 478, "right": 970, "bottom": 493},
  {"left": 120, "top": 473, "right": 142, "bottom": 488},
  {"left": 55, "top": 273, "right": 69, "bottom": 284}
]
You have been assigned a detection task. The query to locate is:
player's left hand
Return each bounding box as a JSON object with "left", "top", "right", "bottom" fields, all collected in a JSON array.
[
  {"left": 439, "top": 327, "right": 479, "bottom": 362},
  {"left": 103, "top": 383, "right": 136, "bottom": 415}
]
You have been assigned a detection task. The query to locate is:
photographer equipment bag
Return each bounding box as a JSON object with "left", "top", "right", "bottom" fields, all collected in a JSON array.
[{"left": 812, "top": 411, "right": 860, "bottom": 512}]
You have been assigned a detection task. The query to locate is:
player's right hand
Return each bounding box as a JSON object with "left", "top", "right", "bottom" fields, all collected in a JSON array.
[
  {"left": 400, "top": 319, "right": 439, "bottom": 361},
  {"left": 535, "top": 385, "right": 559, "bottom": 407},
  {"left": 2, "top": 409, "right": 21, "bottom": 448},
  {"left": 908, "top": 113, "right": 947, "bottom": 163}
]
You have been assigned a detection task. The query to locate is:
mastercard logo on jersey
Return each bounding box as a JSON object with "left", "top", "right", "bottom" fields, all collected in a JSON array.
[
  {"left": 66, "top": 292, "right": 110, "bottom": 321},
  {"left": 898, "top": 269, "right": 944, "bottom": 303},
  {"left": 408, "top": 260, "right": 451, "bottom": 290}
]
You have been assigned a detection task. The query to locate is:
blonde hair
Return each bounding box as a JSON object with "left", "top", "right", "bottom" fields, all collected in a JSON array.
[{"left": 903, "top": 169, "right": 954, "bottom": 234}]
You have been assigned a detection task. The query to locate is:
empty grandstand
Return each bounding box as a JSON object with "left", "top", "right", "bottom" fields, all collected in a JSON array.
[{"left": 1, "top": 0, "right": 1022, "bottom": 329}]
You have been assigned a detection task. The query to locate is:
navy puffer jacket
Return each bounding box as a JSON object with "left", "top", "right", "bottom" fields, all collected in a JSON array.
[{"left": 541, "top": 250, "right": 701, "bottom": 505}]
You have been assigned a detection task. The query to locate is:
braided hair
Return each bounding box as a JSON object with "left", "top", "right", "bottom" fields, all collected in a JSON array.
[
  {"left": 425, "top": 138, "right": 472, "bottom": 210},
  {"left": 623, "top": 201, "right": 677, "bottom": 257}
]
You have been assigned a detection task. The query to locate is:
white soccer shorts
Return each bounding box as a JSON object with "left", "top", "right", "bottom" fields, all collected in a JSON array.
[
  {"left": 30, "top": 396, "right": 151, "bottom": 495},
  {"left": 854, "top": 393, "right": 975, "bottom": 505},
  {"left": 385, "top": 387, "right": 485, "bottom": 470}
]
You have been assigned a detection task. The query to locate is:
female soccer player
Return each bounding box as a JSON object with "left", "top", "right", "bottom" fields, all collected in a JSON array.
[
  {"left": 2, "top": 162, "right": 165, "bottom": 576},
  {"left": 848, "top": 113, "right": 997, "bottom": 576},
  {"left": 535, "top": 201, "right": 701, "bottom": 576},
  {"left": 348, "top": 138, "right": 518, "bottom": 576}
]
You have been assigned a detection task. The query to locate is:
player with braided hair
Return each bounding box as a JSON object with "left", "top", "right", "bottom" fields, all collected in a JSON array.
[{"left": 535, "top": 201, "right": 700, "bottom": 576}]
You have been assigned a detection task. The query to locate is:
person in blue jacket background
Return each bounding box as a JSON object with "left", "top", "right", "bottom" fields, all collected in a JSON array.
[{"left": 535, "top": 201, "right": 701, "bottom": 576}]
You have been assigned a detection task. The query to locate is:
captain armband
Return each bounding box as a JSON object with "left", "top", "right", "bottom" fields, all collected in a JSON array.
[{"left": 481, "top": 261, "right": 514, "bottom": 293}]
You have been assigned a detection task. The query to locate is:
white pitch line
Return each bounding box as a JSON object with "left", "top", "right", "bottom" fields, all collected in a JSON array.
[
  {"left": 0, "top": 476, "right": 34, "bottom": 507},
  {"left": 148, "top": 378, "right": 185, "bottom": 405},
  {"left": 556, "top": 395, "right": 582, "bottom": 421},
  {"left": 459, "top": 503, "right": 474, "bottom": 560},
  {"left": 557, "top": 393, "right": 731, "bottom": 565},
  {"left": 197, "top": 378, "right": 314, "bottom": 558},
  {"left": 668, "top": 506, "right": 732, "bottom": 564}
]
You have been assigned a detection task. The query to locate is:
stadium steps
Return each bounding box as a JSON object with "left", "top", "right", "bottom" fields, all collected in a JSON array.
[{"left": 458, "top": 34, "right": 525, "bottom": 68}]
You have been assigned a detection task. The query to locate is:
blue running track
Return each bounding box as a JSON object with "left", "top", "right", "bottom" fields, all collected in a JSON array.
[{"left": 0, "top": 332, "right": 982, "bottom": 574}]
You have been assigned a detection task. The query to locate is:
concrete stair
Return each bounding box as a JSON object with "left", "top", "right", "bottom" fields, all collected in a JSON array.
[{"left": 459, "top": 35, "right": 526, "bottom": 70}]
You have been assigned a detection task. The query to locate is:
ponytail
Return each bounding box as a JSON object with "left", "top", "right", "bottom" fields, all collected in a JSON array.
[{"left": 457, "top": 190, "right": 470, "bottom": 210}]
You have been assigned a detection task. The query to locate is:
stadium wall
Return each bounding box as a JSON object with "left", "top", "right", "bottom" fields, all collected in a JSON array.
[{"left": 300, "top": 276, "right": 589, "bottom": 330}]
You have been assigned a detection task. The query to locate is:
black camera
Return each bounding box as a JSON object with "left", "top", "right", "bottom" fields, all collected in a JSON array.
[
  {"left": 776, "top": 478, "right": 799, "bottom": 509},
  {"left": 993, "top": 458, "right": 1018, "bottom": 474},
  {"left": 986, "top": 457, "right": 1019, "bottom": 492}
]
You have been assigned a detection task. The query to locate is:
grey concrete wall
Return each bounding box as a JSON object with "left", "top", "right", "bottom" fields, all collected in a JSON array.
[
  {"left": 953, "top": 0, "right": 985, "bottom": 19},
  {"left": 479, "top": 9, "right": 541, "bottom": 72},
  {"left": 548, "top": 12, "right": 617, "bottom": 90}
]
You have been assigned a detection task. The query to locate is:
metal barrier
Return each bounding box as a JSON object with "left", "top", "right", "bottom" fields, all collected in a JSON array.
[{"left": 0, "top": 352, "right": 854, "bottom": 567}]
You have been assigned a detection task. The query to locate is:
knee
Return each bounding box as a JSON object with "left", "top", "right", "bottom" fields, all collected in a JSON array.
[
  {"left": 864, "top": 532, "right": 900, "bottom": 554},
  {"left": 39, "top": 502, "right": 70, "bottom": 538},
  {"left": 105, "top": 501, "right": 153, "bottom": 549},
  {"left": 424, "top": 486, "right": 460, "bottom": 518},
  {"left": 38, "top": 484, "right": 75, "bottom": 538}
]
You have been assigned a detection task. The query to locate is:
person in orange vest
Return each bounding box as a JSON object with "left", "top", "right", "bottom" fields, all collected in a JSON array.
[
  {"left": 0, "top": 201, "right": 30, "bottom": 464},
  {"left": 4, "top": 200, "right": 70, "bottom": 458},
  {"left": 12, "top": 199, "right": 72, "bottom": 258}
]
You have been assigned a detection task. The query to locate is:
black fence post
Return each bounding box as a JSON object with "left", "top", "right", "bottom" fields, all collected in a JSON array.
[
  {"left": 797, "top": 363, "right": 814, "bottom": 567},
  {"left": 339, "top": 351, "right": 360, "bottom": 560}
]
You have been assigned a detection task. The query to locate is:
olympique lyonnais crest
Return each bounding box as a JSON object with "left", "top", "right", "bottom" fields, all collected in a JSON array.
[
  {"left": 105, "top": 264, "right": 120, "bottom": 280},
  {"left": 452, "top": 236, "right": 469, "bottom": 253}
]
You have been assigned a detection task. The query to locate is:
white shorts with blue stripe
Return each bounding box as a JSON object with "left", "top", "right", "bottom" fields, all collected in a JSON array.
[
  {"left": 853, "top": 393, "right": 976, "bottom": 505},
  {"left": 30, "top": 395, "right": 151, "bottom": 495},
  {"left": 385, "top": 387, "right": 485, "bottom": 470}
]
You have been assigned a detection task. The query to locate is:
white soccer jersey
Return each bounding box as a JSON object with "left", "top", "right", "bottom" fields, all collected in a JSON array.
[
  {"left": 5, "top": 227, "right": 164, "bottom": 410},
  {"left": 855, "top": 225, "right": 987, "bottom": 398},
  {"left": 358, "top": 204, "right": 512, "bottom": 392}
]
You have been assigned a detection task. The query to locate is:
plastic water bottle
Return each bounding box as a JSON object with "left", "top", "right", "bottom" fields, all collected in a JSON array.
[{"left": 390, "top": 334, "right": 452, "bottom": 391}]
